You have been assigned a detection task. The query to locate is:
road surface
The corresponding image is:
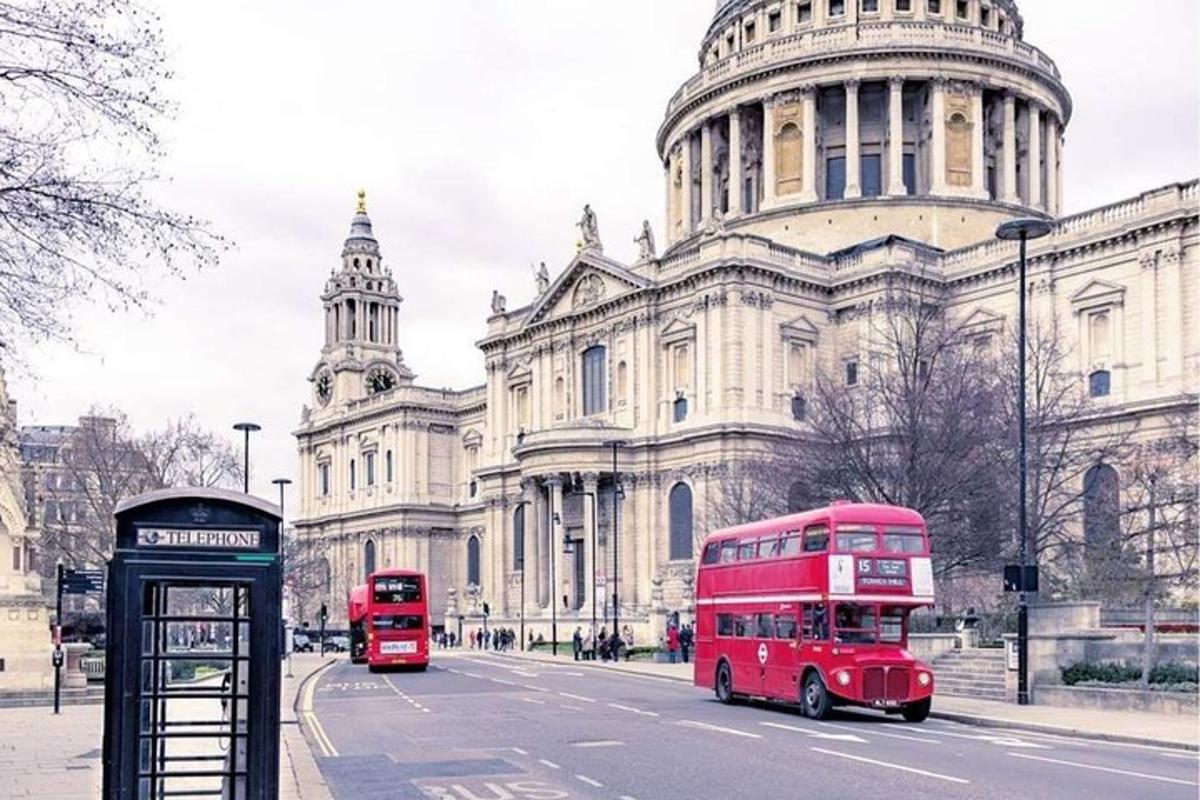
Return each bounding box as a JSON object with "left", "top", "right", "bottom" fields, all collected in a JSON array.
[{"left": 304, "top": 651, "right": 1198, "bottom": 800}]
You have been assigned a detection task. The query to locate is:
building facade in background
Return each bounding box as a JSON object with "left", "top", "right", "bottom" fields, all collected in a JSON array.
[{"left": 295, "top": 0, "right": 1197, "bottom": 635}]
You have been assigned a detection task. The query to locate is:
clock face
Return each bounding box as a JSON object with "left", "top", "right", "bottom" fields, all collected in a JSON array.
[
  {"left": 366, "top": 367, "right": 397, "bottom": 396},
  {"left": 315, "top": 372, "right": 333, "bottom": 406}
]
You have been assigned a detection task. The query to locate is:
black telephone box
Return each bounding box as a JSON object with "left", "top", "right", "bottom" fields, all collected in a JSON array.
[{"left": 103, "top": 488, "right": 282, "bottom": 800}]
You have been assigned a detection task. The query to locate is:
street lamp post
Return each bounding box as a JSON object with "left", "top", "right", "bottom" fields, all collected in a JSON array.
[
  {"left": 996, "top": 217, "right": 1053, "bottom": 706},
  {"left": 513, "top": 500, "right": 530, "bottom": 652},
  {"left": 610, "top": 440, "right": 627, "bottom": 637},
  {"left": 550, "top": 503, "right": 560, "bottom": 657},
  {"left": 273, "top": 477, "right": 293, "bottom": 677},
  {"left": 232, "top": 422, "right": 261, "bottom": 494}
]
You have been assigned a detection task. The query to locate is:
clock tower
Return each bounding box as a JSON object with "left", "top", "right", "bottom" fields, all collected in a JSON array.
[{"left": 309, "top": 190, "right": 413, "bottom": 412}]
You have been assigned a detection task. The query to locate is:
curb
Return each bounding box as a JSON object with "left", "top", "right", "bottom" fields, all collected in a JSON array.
[
  {"left": 491, "top": 652, "right": 1197, "bottom": 752},
  {"left": 285, "top": 658, "right": 340, "bottom": 800},
  {"left": 927, "top": 709, "right": 1200, "bottom": 752},
  {"left": 493, "top": 650, "right": 694, "bottom": 686},
  {"left": 291, "top": 656, "right": 340, "bottom": 720}
]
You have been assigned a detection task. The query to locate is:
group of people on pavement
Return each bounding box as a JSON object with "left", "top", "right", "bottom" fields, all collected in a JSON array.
[
  {"left": 572, "top": 624, "right": 635, "bottom": 662},
  {"left": 433, "top": 628, "right": 518, "bottom": 650},
  {"left": 664, "top": 622, "right": 694, "bottom": 663}
]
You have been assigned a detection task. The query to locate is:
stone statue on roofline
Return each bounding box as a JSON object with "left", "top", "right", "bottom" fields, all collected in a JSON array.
[
  {"left": 578, "top": 204, "right": 602, "bottom": 252},
  {"left": 535, "top": 261, "right": 550, "bottom": 295},
  {"left": 490, "top": 290, "right": 507, "bottom": 315},
  {"left": 635, "top": 219, "right": 657, "bottom": 262}
]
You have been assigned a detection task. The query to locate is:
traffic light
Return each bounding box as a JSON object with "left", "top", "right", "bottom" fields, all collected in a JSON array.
[
  {"left": 483, "top": 602, "right": 490, "bottom": 617},
  {"left": 319, "top": 603, "right": 328, "bottom": 622}
]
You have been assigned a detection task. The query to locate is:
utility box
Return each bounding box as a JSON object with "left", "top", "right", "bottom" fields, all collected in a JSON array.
[{"left": 103, "top": 488, "right": 282, "bottom": 800}]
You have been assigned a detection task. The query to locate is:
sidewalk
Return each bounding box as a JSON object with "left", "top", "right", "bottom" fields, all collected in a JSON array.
[
  {"left": 0, "top": 653, "right": 338, "bottom": 799},
  {"left": 495, "top": 648, "right": 1200, "bottom": 751}
]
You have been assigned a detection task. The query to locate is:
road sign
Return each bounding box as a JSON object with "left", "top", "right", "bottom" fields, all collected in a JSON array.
[
  {"left": 757, "top": 642, "right": 768, "bottom": 666},
  {"left": 62, "top": 568, "right": 104, "bottom": 595}
]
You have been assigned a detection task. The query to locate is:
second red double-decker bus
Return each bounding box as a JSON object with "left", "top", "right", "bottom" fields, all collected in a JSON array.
[
  {"left": 347, "top": 584, "right": 369, "bottom": 664},
  {"left": 694, "top": 502, "right": 935, "bottom": 721},
  {"left": 365, "top": 570, "right": 430, "bottom": 672}
]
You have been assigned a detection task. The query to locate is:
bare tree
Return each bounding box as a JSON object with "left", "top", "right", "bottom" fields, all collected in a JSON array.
[
  {"left": 37, "top": 408, "right": 242, "bottom": 572},
  {"left": 0, "top": 0, "right": 226, "bottom": 347},
  {"left": 702, "top": 458, "right": 794, "bottom": 537}
]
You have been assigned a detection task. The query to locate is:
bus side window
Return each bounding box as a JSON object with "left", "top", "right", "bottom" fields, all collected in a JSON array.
[
  {"left": 702, "top": 542, "right": 721, "bottom": 565},
  {"left": 733, "top": 615, "right": 749, "bottom": 637},
  {"left": 802, "top": 604, "right": 829, "bottom": 641},
  {"left": 720, "top": 540, "right": 738, "bottom": 563},
  {"left": 803, "top": 524, "right": 829, "bottom": 552},
  {"left": 756, "top": 613, "right": 774, "bottom": 638},
  {"left": 757, "top": 535, "right": 781, "bottom": 559},
  {"left": 779, "top": 533, "right": 802, "bottom": 557},
  {"left": 775, "top": 613, "right": 797, "bottom": 639},
  {"left": 737, "top": 539, "right": 757, "bottom": 560},
  {"left": 716, "top": 613, "right": 734, "bottom": 637}
]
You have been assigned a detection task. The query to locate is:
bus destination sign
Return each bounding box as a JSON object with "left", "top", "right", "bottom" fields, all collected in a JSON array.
[{"left": 136, "top": 528, "right": 261, "bottom": 550}]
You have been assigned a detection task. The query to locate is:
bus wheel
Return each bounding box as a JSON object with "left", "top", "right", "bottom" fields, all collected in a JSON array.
[
  {"left": 802, "top": 673, "right": 832, "bottom": 720},
  {"left": 715, "top": 662, "right": 735, "bottom": 705},
  {"left": 901, "top": 698, "right": 931, "bottom": 723}
]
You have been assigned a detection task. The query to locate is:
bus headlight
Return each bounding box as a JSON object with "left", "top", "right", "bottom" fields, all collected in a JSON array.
[
  {"left": 835, "top": 670, "right": 852, "bottom": 687},
  {"left": 917, "top": 671, "right": 931, "bottom": 687}
]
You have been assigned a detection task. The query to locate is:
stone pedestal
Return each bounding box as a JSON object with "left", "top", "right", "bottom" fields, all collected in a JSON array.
[
  {"left": 0, "top": 596, "right": 54, "bottom": 692},
  {"left": 63, "top": 642, "right": 91, "bottom": 690}
]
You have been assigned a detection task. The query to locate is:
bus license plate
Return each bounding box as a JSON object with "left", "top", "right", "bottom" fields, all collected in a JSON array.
[
  {"left": 381, "top": 641, "right": 417, "bottom": 655},
  {"left": 870, "top": 699, "right": 902, "bottom": 708}
]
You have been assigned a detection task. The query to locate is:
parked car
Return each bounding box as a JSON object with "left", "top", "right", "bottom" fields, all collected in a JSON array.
[
  {"left": 325, "top": 635, "right": 350, "bottom": 653},
  {"left": 292, "top": 632, "right": 314, "bottom": 652}
]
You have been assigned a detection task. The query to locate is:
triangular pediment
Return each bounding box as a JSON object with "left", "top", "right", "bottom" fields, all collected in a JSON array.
[
  {"left": 661, "top": 317, "right": 696, "bottom": 344},
  {"left": 1070, "top": 279, "right": 1126, "bottom": 310},
  {"left": 506, "top": 362, "right": 532, "bottom": 384},
  {"left": 961, "top": 307, "right": 1006, "bottom": 331},
  {"left": 780, "top": 313, "right": 820, "bottom": 342},
  {"left": 524, "top": 251, "right": 651, "bottom": 325}
]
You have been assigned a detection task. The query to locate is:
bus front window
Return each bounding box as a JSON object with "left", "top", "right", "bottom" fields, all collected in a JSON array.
[
  {"left": 835, "top": 525, "right": 877, "bottom": 552},
  {"left": 834, "top": 603, "right": 878, "bottom": 644},
  {"left": 880, "top": 605, "right": 909, "bottom": 644}
]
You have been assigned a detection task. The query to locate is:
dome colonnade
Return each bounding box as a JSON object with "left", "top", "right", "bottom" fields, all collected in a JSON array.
[{"left": 661, "top": 0, "right": 1070, "bottom": 252}]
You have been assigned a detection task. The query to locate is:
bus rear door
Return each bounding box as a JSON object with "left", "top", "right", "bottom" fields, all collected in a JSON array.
[{"left": 764, "top": 606, "right": 800, "bottom": 700}]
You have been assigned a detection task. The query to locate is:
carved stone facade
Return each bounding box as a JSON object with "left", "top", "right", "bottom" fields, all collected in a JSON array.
[{"left": 295, "top": 2, "right": 1198, "bottom": 640}]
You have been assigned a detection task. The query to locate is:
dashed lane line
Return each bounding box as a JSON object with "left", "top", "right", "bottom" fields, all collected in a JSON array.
[
  {"left": 490, "top": 678, "right": 517, "bottom": 686},
  {"left": 520, "top": 697, "right": 546, "bottom": 705},
  {"left": 576, "top": 775, "right": 604, "bottom": 788},
  {"left": 606, "top": 702, "right": 659, "bottom": 717},
  {"left": 816, "top": 721, "right": 940, "bottom": 745},
  {"left": 382, "top": 674, "right": 430, "bottom": 713},
  {"left": 571, "top": 740, "right": 624, "bottom": 748},
  {"left": 676, "top": 720, "right": 763, "bottom": 739},
  {"left": 538, "top": 759, "right": 561, "bottom": 770},
  {"left": 560, "top": 704, "right": 585, "bottom": 711},
  {"left": 1007, "top": 753, "right": 1198, "bottom": 786},
  {"left": 810, "top": 748, "right": 970, "bottom": 784},
  {"left": 557, "top": 692, "right": 596, "bottom": 703},
  {"left": 511, "top": 747, "right": 529, "bottom": 756},
  {"left": 523, "top": 684, "right": 549, "bottom": 693}
]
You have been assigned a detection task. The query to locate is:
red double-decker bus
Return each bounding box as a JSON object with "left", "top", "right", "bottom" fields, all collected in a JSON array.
[
  {"left": 347, "top": 584, "right": 369, "bottom": 664},
  {"left": 694, "top": 502, "right": 935, "bottom": 722},
  {"left": 365, "top": 570, "right": 430, "bottom": 672}
]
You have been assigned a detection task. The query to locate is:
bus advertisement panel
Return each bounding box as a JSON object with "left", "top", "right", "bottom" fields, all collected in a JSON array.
[
  {"left": 366, "top": 570, "right": 430, "bottom": 672},
  {"left": 694, "top": 502, "right": 935, "bottom": 722},
  {"left": 348, "top": 584, "right": 368, "bottom": 664}
]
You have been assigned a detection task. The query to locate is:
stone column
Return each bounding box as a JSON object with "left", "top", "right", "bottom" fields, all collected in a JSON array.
[
  {"left": 1045, "top": 117, "right": 1059, "bottom": 216},
  {"left": 1002, "top": 92, "right": 1018, "bottom": 203},
  {"left": 582, "top": 473, "right": 598, "bottom": 617},
  {"left": 547, "top": 476, "right": 565, "bottom": 614},
  {"left": 930, "top": 78, "right": 947, "bottom": 195},
  {"left": 844, "top": 79, "right": 861, "bottom": 199},
  {"left": 536, "top": 479, "right": 549, "bottom": 608},
  {"left": 663, "top": 158, "right": 673, "bottom": 245},
  {"left": 680, "top": 133, "right": 694, "bottom": 236},
  {"left": 1140, "top": 252, "right": 1159, "bottom": 384},
  {"left": 700, "top": 121, "right": 714, "bottom": 226},
  {"left": 887, "top": 77, "right": 906, "bottom": 196},
  {"left": 1028, "top": 102, "right": 1043, "bottom": 209},
  {"left": 728, "top": 106, "right": 744, "bottom": 217},
  {"left": 971, "top": 83, "right": 986, "bottom": 197},
  {"left": 762, "top": 96, "right": 777, "bottom": 208},
  {"left": 1163, "top": 247, "right": 1184, "bottom": 385},
  {"left": 801, "top": 86, "right": 818, "bottom": 202}
]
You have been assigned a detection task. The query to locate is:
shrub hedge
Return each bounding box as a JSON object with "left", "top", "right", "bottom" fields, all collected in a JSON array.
[{"left": 1061, "top": 660, "right": 1198, "bottom": 686}]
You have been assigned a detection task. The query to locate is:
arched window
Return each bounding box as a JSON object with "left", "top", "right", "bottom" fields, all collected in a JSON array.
[
  {"left": 582, "top": 345, "right": 607, "bottom": 416},
  {"left": 792, "top": 394, "right": 807, "bottom": 421},
  {"left": 467, "top": 535, "right": 481, "bottom": 586},
  {"left": 788, "top": 481, "right": 806, "bottom": 513},
  {"left": 673, "top": 396, "right": 689, "bottom": 423},
  {"left": 554, "top": 376, "right": 566, "bottom": 419},
  {"left": 616, "top": 361, "right": 628, "bottom": 406},
  {"left": 1088, "top": 370, "right": 1111, "bottom": 398},
  {"left": 1083, "top": 464, "right": 1119, "bottom": 550},
  {"left": 674, "top": 345, "right": 691, "bottom": 390},
  {"left": 946, "top": 111, "right": 972, "bottom": 187},
  {"left": 385, "top": 450, "right": 393, "bottom": 482},
  {"left": 1089, "top": 311, "right": 1112, "bottom": 360},
  {"left": 776, "top": 121, "right": 803, "bottom": 195},
  {"left": 363, "top": 539, "right": 376, "bottom": 579},
  {"left": 668, "top": 483, "right": 694, "bottom": 560},
  {"left": 513, "top": 506, "right": 526, "bottom": 570}
]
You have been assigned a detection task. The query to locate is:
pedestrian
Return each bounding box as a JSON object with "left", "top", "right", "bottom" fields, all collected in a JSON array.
[
  {"left": 609, "top": 629, "right": 623, "bottom": 662},
  {"left": 597, "top": 627, "right": 608, "bottom": 661},
  {"left": 680, "top": 624, "right": 693, "bottom": 664},
  {"left": 493, "top": 629, "right": 500, "bottom": 651},
  {"left": 666, "top": 625, "right": 680, "bottom": 664},
  {"left": 572, "top": 626, "right": 583, "bottom": 661}
]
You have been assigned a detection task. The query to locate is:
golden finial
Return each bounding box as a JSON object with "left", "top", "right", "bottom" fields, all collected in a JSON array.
[{"left": 356, "top": 188, "right": 367, "bottom": 214}]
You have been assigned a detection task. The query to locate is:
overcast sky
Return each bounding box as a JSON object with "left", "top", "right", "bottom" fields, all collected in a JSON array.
[{"left": 8, "top": 1, "right": 1199, "bottom": 520}]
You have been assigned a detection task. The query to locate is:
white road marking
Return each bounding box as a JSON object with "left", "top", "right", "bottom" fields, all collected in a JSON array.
[
  {"left": 572, "top": 740, "right": 624, "bottom": 748},
  {"left": 922, "top": 727, "right": 1050, "bottom": 749},
  {"left": 810, "top": 748, "right": 970, "bottom": 784},
  {"left": 761, "top": 721, "right": 867, "bottom": 743},
  {"left": 619, "top": 796, "right": 640, "bottom": 800},
  {"left": 557, "top": 692, "right": 596, "bottom": 703},
  {"left": 677, "top": 720, "right": 763, "bottom": 739},
  {"left": 302, "top": 672, "right": 340, "bottom": 758},
  {"left": 538, "top": 759, "right": 561, "bottom": 769},
  {"left": 1007, "top": 752, "right": 1198, "bottom": 786},
  {"left": 523, "top": 684, "right": 548, "bottom": 693},
  {"left": 382, "top": 675, "right": 430, "bottom": 713},
  {"left": 607, "top": 702, "right": 658, "bottom": 716},
  {"left": 1160, "top": 752, "right": 1200, "bottom": 760},
  {"left": 520, "top": 697, "right": 545, "bottom": 705},
  {"left": 560, "top": 704, "right": 584, "bottom": 711},
  {"left": 576, "top": 775, "right": 604, "bottom": 787},
  {"left": 818, "top": 721, "right": 940, "bottom": 744},
  {"left": 511, "top": 747, "right": 529, "bottom": 756},
  {"left": 490, "top": 678, "right": 517, "bottom": 686},
  {"left": 463, "top": 671, "right": 484, "bottom": 679}
]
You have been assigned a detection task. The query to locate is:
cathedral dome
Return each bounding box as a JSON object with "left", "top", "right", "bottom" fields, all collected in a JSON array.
[{"left": 661, "top": 0, "right": 1061, "bottom": 255}]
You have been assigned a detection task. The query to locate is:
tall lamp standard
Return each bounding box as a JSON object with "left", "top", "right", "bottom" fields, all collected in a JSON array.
[
  {"left": 273, "top": 477, "right": 293, "bottom": 678},
  {"left": 550, "top": 501, "right": 561, "bottom": 657},
  {"left": 513, "top": 500, "right": 530, "bottom": 651},
  {"left": 609, "top": 440, "right": 628, "bottom": 637},
  {"left": 996, "top": 217, "right": 1053, "bottom": 706},
  {"left": 232, "top": 422, "right": 261, "bottom": 494}
]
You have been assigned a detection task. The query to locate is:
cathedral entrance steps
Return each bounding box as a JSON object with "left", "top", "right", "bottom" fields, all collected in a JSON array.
[{"left": 931, "top": 648, "right": 1008, "bottom": 700}]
